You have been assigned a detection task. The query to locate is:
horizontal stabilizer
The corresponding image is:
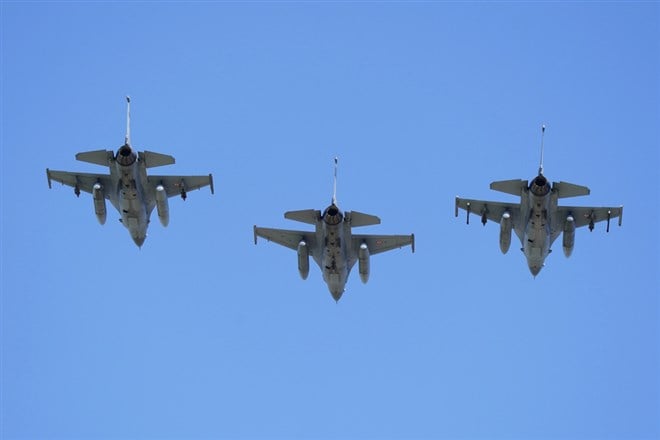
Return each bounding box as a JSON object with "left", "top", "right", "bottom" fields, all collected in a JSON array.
[
  {"left": 490, "top": 179, "right": 527, "bottom": 196},
  {"left": 284, "top": 209, "right": 321, "bottom": 224},
  {"left": 76, "top": 149, "right": 113, "bottom": 166},
  {"left": 348, "top": 211, "right": 381, "bottom": 227},
  {"left": 140, "top": 150, "right": 175, "bottom": 168},
  {"left": 553, "top": 181, "right": 590, "bottom": 198}
]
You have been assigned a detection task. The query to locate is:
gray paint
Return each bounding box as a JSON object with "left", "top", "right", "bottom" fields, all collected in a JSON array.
[
  {"left": 46, "top": 98, "right": 213, "bottom": 247},
  {"left": 254, "top": 159, "right": 414, "bottom": 301},
  {"left": 455, "top": 141, "right": 623, "bottom": 276}
]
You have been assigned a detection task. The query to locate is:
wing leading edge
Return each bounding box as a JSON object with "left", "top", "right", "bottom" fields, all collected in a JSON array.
[
  {"left": 455, "top": 196, "right": 521, "bottom": 226},
  {"left": 148, "top": 174, "right": 214, "bottom": 197},
  {"left": 253, "top": 226, "right": 317, "bottom": 250},
  {"left": 555, "top": 205, "right": 623, "bottom": 231},
  {"left": 46, "top": 169, "right": 113, "bottom": 197},
  {"left": 352, "top": 233, "right": 415, "bottom": 255}
]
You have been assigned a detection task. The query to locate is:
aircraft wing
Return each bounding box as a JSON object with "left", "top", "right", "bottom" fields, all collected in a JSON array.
[
  {"left": 46, "top": 169, "right": 113, "bottom": 197},
  {"left": 148, "top": 174, "right": 214, "bottom": 197},
  {"left": 352, "top": 234, "right": 415, "bottom": 255},
  {"left": 455, "top": 196, "right": 521, "bottom": 225},
  {"left": 556, "top": 205, "right": 623, "bottom": 230},
  {"left": 253, "top": 226, "right": 317, "bottom": 251}
]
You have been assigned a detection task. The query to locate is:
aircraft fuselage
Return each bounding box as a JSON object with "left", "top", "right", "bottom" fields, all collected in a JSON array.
[
  {"left": 107, "top": 145, "right": 155, "bottom": 247},
  {"left": 518, "top": 174, "right": 558, "bottom": 276},
  {"left": 315, "top": 204, "right": 352, "bottom": 301}
]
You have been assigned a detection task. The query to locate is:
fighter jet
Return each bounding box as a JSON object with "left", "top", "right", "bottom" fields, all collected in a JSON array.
[
  {"left": 46, "top": 97, "right": 214, "bottom": 247},
  {"left": 254, "top": 158, "right": 414, "bottom": 301},
  {"left": 455, "top": 126, "right": 623, "bottom": 276}
]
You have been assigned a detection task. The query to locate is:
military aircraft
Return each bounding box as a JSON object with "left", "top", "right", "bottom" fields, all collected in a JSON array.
[
  {"left": 455, "top": 126, "right": 623, "bottom": 276},
  {"left": 254, "top": 158, "right": 414, "bottom": 301},
  {"left": 46, "top": 97, "right": 214, "bottom": 247}
]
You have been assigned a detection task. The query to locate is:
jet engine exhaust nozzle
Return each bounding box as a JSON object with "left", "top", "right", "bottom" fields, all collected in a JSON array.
[
  {"left": 323, "top": 204, "right": 343, "bottom": 225},
  {"left": 116, "top": 145, "right": 137, "bottom": 167},
  {"left": 530, "top": 175, "right": 550, "bottom": 197}
]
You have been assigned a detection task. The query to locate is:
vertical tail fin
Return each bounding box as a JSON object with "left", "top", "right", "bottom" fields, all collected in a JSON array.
[
  {"left": 538, "top": 124, "right": 546, "bottom": 176},
  {"left": 332, "top": 156, "right": 338, "bottom": 205},
  {"left": 125, "top": 96, "right": 131, "bottom": 146}
]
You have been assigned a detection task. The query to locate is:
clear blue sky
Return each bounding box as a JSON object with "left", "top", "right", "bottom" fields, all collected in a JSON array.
[{"left": 2, "top": 2, "right": 658, "bottom": 439}]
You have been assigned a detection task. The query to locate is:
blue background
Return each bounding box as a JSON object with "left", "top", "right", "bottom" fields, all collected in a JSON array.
[{"left": 2, "top": 2, "right": 658, "bottom": 439}]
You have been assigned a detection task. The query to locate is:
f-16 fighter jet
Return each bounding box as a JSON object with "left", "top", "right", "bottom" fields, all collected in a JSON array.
[
  {"left": 254, "top": 158, "right": 414, "bottom": 301},
  {"left": 455, "top": 126, "right": 622, "bottom": 276},
  {"left": 47, "top": 97, "right": 214, "bottom": 247}
]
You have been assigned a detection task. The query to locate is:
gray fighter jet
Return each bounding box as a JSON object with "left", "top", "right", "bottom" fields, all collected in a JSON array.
[
  {"left": 254, "top": 158, "right": 414, "bottom": 301},
  {"left": 46, "top": 97, "right": 214, "bottom": 247},
  {"left": 455, "top": 126, "right": 623, "bottom": 276}
]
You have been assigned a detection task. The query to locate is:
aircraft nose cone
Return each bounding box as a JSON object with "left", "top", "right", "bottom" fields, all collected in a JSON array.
[
  {"left": 529, "top": 265, "right": 542, "bottom": 277},
  {"left": 331, "top": 290, "right": 343, "bottom": 302},
  {"left": 132, "top": 235, "right": 146, "bottom": 247}
]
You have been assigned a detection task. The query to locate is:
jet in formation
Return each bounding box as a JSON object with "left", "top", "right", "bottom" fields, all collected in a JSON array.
[
  {"left": 254, "top": 158, "right": 415, "bottom": 301},
  {"left": 46, "top": 97, "right": 214, "bottom": 247},
  {"left": 455, "top": 126, "right": 623, "bottom": 276}
]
